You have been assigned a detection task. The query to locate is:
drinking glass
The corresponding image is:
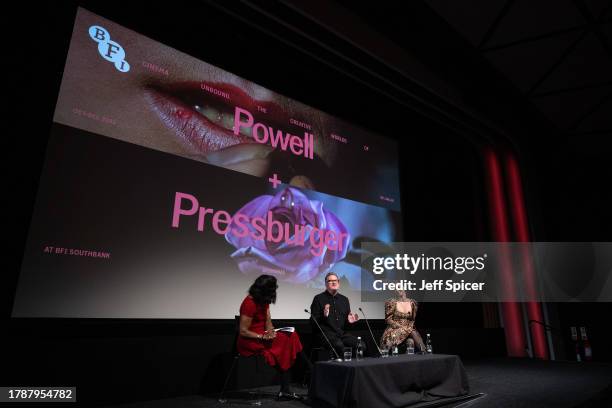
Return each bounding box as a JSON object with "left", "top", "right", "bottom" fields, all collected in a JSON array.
[{"left": 343, "top": 347, "right": 352, "bottom": 361}]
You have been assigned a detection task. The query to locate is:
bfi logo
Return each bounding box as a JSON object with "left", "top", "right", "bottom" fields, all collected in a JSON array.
[{"left": 88, "top": 25, "right": 130, "bottom": 72}]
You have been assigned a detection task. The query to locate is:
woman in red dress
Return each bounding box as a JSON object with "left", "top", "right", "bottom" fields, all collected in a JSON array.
[{"left": 237, "top": 275, "right": 304, "bottom": 400}]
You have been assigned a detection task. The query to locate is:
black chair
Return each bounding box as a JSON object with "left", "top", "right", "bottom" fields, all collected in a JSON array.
[
  {"left": 301, "top": 346, "right": 333, "bottom": 387},
  {"left": 218, "top": 316, "right": 277, "bottom": 405},
  {"left": 301, "top": 331, "right": 337, "bottom": 387}
]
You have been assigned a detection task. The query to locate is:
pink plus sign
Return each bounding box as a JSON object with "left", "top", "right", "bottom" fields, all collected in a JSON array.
[{"left": 268, "top": 173, "right": 282, "bottom": 188}]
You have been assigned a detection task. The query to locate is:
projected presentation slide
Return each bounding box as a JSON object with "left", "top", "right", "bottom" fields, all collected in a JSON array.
[{"left": 12, "top": 8, "right": 403, "bottom": 318}]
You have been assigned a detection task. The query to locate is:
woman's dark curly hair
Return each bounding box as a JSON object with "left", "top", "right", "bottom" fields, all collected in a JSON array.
[{"left": 249, "top": 275, "right": 278, "bottom": 305}]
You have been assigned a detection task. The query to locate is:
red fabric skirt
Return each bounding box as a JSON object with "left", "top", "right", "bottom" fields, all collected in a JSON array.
[{"left": 237, "top": 331, "right": 303, "bottom": 371}]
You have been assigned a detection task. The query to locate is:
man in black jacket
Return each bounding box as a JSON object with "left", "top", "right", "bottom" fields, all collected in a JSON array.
[{"left": 310, "top": 272, "right": 365, "bottom": 358}]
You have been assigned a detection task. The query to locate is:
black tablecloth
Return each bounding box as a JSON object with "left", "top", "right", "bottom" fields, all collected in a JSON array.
[{"left": 309, "top": 354, "right": 469, "bottom": 408}]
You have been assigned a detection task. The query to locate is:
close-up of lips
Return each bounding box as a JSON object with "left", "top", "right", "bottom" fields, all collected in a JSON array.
[{"left": 143, "top": 80, "right": 312, "bottom": 177}]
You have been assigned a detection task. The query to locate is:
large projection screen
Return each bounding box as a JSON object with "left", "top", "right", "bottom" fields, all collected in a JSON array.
[{"left": 12, "top": 8, "right": 402, "bottom": 319}]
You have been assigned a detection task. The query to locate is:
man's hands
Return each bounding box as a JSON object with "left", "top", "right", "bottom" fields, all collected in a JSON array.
[{"left": 324, "top": 304, "right": 359, "bottom": 323}]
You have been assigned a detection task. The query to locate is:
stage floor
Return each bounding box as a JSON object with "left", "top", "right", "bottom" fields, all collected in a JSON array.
[{"left": 108, "top": 358, "right": 612, "bottom": 408}]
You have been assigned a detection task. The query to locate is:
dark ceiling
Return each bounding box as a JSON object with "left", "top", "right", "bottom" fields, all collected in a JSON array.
[
  {"left": 406, "top": 0, "right": 612, "bottom": 136},
  {"left": 364, "top": 0, "right": 612, "bottom": 135}
]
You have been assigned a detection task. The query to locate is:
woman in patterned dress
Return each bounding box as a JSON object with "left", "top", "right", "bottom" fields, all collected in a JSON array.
[{"left": 380, "top": 289, "right": 426, "bottom": 352}]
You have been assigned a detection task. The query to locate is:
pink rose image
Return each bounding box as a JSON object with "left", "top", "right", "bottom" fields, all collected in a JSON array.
[{"left": 225, "top": 187, "right": 350, "bottom": 283}]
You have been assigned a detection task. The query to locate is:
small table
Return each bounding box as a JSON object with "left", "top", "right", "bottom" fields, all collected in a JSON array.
[{"left": 309, "top": 353, "right": 469, "bottom": 408}]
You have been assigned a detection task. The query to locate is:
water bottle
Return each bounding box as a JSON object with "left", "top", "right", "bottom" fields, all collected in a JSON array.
[
  {"left": 356, "top": 337, "right": 364, "bottom": 360},
  {"left": 392, "top": 345, "right": 399, "bottom": 357},
  {"left": 571, "top": 326, "right": 581, "bottom": 362},
  {"left": 426, "top": 333, "right": 433, "bottom": 354},
  {"left": 580, "top": 327, "right": 592, "bottom": 361}
]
